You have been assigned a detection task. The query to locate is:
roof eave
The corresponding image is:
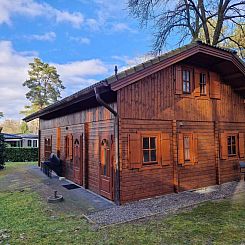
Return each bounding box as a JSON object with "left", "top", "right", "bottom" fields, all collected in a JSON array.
[{"left": 23, "top": 82, "right": 110, "bottom": 122}]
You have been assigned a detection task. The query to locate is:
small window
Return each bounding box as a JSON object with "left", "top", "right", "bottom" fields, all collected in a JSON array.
[
  {"left": 200, "top": 73, "right": 207, "bottom": 95},
  {"left": 183, "top": 70, "right": 191, "bottom": 93},
  {"left": 184, "top": 136, "right": 190, "bottom": 161},
  {"left": 101, "top": 139, "right": 110, "bottom": 176},
  {"left": 142, "top": 137, "right": 157, "bottom": 164},
  {"left": 44, "top": 137, "right": 52, "bottom": 160},
  {"left": 65, "top": 136, "right": 69, "bottom": 159},
  {"left": 65, "top": 135, "right": 73, "bottom": 160},
  {"left": 27, "top": 140, "right": 32, "bottom": 147},
  {"left": 33, "top": 140, "right": 37, "bottom": 148},
  {"left": 228, "top": 135, "right": 237, "bottom": 156}
]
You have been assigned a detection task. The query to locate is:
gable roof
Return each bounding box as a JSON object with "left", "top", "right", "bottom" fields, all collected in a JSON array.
[{"left": 24, "top": 40, "right": 245, "bottom": 122}]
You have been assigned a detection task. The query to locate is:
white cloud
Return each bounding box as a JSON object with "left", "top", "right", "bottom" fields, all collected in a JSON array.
[
  {"left": 0, "top": 41, "right": 33, "bottom": 120},
  {"left": 55, "top": 59, "right": 109, "bottom": 85},
  {"left": 112, "top": 53, "right": 156, "bottom": 71},
  {"left": 26, "top": 32, "right": 56, "bottom": 42},
  {"left": 86, "top": 18, "right": 103, "bottom": 31},
  {"left": 69, "top": 36, "right": 90, "bottom": 45},
  {"left": 54, "top": 9, "right": 84, "bottom": 28},
  {"left": 111, "top": 23, "right": 136, "bottom": 33},
  {"left": 0, "top": 0, "right": 84, "bottom": 28},
  {"left": 85, "top": 0, "right": 134, "bottom": 33},
  {"left": 0, "top": 41, "right": 111, "bottom": 120}
]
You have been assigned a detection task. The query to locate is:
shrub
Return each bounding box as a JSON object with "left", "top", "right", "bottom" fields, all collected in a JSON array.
[
  {"left": 0, "top": 133, "right": 5, "bottom": 169},
  {"left": 5, "top": 148, "right": 38, "bottom": 162}
]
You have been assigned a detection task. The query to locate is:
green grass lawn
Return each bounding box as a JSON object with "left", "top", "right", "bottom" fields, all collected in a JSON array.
[
  {"left": 0, "top": 162, "right": 37, "bottom": 179},
  {"left": 0, "top": 163, "right": 245, "bottom": 245}
]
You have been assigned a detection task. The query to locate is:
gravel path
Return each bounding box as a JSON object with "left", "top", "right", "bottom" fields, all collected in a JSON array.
[{"left": 86, "top": 181, "right": 245, "bottom": 226}]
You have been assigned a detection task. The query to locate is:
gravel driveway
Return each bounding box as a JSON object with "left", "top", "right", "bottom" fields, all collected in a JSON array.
[{"left": 86, "top": 181, "right": 245, "bottom": 226}]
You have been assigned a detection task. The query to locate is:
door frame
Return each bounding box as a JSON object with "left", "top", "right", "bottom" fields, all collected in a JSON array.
[
  {"left": 99, "top": 134, "right": 114, "bottom": 200},
  {"left": 73, "top": 134, "right": 83, "bottom": 186}
]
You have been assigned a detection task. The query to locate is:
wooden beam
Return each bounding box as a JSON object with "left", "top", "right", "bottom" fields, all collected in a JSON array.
[
  {"left": 234, "top": 86, "right": 245, "bottom": 91},
  {"left": 224, "top": 73, "right": 243, "bottom": 80},
  {"left": 211, "top": 60, "right": 227, "bottom": 69}
]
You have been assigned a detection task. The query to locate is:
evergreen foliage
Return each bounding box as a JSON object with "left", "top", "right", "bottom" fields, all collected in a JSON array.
[
  {"left": 23, "top": 58, "right": 65, "bottom": 110},
  {"left": 5, "top": 148, "right": 38, "bottom": 162},
  {"left": 0, "top": 131, "right": 5, "bottom": 169}
]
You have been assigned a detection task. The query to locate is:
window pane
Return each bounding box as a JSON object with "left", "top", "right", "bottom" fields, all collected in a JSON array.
[
  {"left": 228, "top": 136, "right": 231, "bottom": 145},
  {"left": 150, "top": 137, "right": 156, "bottom": 149},
  {"left": 228, "top": 146, "right": 232, "bottom": 155},
  {"left": 103, "top": 164, "right": 107, "bottom": 176},
  {"left": 203, "top": 85, "right": 206, "bottom": 94},
  {"left": 143, "top": 137, "right": 149, "bottom": 149},
  {"left": 183, "top": 82, "right": 186, "bottom": 92},
  {"left": 228, "top": 136, "right": 237, "bottom": 155},
  {"left": 200, "top": 73, "right": 206, "bottom": 95},
  {"left": 183, "top": 71, "right": 186, "bottom": 80},
  {"left": 185, "top": 149, "right": 190, "bottom": 160},
  {"left": 143, "top": 150, "right": 150, "bottom": 162},
  {"left": 184, "top": 136, "right": 190, "bottom": 161},
  {"left": 151, "top": 150, "right": 157, "bottom": 162},
  {"left": 184, "top": 136, "right": 190, "bottom": 148}
]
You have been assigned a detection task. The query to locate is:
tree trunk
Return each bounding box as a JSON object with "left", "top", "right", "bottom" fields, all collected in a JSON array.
[{"left": 199, "top": 0, "right": 211, "bottom": 44}]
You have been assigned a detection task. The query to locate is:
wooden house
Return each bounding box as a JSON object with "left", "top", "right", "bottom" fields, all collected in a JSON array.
[
  {"left": 24, "top": 41, "right": 245, "bottom": 204},
  {"left": 3, "top": 133, "right": 38, "bottom": 148}
]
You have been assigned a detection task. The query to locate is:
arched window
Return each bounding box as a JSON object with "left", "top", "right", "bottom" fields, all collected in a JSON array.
[{"left": 101, "top": 139, "right": 110, "bottom": 176}]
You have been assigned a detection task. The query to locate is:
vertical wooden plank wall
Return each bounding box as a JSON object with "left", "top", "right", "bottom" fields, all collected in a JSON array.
[
  {"left": 39, "top": 103, "right": 116, "bottom": 195},
  {"left": 118, "top": 64, "right": 245, "bottom": 202},
  {"left": 177, "top": 121, "right": 216, "bottom": 191},
  {"left": 119, "top": 119, "right": 174, "bottom": 203}
]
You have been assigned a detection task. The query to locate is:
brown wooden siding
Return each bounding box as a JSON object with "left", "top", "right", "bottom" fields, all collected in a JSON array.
[
  {"left": 117, "top": 63, "right": 245, "bottom": 202},
  {"left": 177, "top": 121, "right": 217, "bottom": 191},
  {"left": 39, "top": 103, "right": 116, "bottom": 195},
  {"left": 216, "top": 84, "right": 245, "bottom": 122},
  {"left": 86, "top": 120, "right": 115, "bottom": 194},
  {"left": 117, "top": 67, "right": 175, "bottom": 120},
  {"left": 119, "top": 119, "right": 174, "bottom": 203},
  {"left": 117, "top": 65, "right": 245, "bottom": 122},
  {"left": 217, "top": 122, "right": 245, "bottom": 183}
]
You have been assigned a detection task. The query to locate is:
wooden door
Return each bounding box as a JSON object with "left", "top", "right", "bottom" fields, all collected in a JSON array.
[
  {"left": 73, "top": 135, "right": 83, "bottom": 186},
  {"left": 99, "top": 137, "right": 113, "bottom": 200}
]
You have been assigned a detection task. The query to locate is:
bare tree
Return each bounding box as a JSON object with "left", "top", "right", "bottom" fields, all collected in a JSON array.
[{"left": 128, "top": 0, "right": 245, "bottom": 56}]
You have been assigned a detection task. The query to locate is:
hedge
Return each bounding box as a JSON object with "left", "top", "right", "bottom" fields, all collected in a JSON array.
[
  {"left": 0, "top": 133, "right": 5, "bottom": 169},
  {"left": 5, "top": 148, "right": 38, "bottom": 162}
]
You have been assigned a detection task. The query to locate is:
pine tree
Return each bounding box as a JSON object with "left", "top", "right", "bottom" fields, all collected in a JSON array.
[{"left": 23, "top": 58, "right": 65, "bottom": 110}]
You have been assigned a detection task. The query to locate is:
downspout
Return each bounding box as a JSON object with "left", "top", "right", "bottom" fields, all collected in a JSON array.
[{"left": 94, "top": 86, "right": 120, "bottom": 205}]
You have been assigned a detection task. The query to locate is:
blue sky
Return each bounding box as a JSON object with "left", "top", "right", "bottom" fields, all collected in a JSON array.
[{"left": 0, "top": 0, "right": 171, "bottom": 120}]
